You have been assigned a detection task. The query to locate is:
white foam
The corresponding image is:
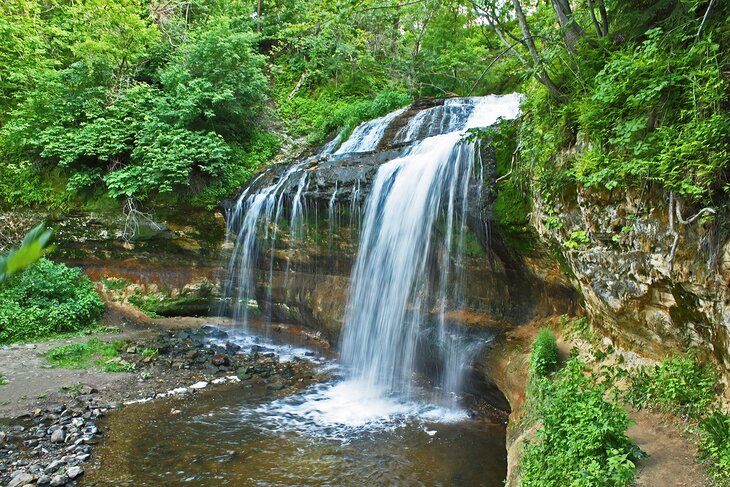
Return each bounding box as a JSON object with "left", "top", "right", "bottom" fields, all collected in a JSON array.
[{"left": 242, "top": 379, "right": 468, "bottom": 442}]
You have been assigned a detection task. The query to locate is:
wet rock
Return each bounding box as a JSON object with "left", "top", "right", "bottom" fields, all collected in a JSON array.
[
  {"left": 211, "top": 354, "right": 230, "bottom": 367},
  {"left": 202, "top": 325, "right": 228, "bottom": 339},
  {"left": 190, "top": 381, "right": 208, "bottom": 390},
  {"left": 37, "top": 474, "right": 52, "bottom": 485},
  {"left": 267, "top": 383, "right": 285, "bottom": 391}
]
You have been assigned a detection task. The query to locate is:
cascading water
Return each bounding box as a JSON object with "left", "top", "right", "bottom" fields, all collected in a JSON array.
[
  {"left": 340, "top": 94, "right": 521, "bottom": 403},
  {"left": 220, "top": 93, "right": 521, "bottom": 428}
]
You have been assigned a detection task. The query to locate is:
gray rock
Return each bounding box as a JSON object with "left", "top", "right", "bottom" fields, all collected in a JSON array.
[
  {"left": 49, "top": 473, "right": 69, "bottom": 486},
  {"left": 45, "top": 459, "right": 65, "bottom": 473},
  {"left": 37, "top": 475, "right": 52, "bottom": 485},
  {"left": 50, "top": 428, "right": 65, "bottom": 444},
  {"left": 8, "top": 473, "right": 34, "bottom": 487},
  {"left": 66, "top": 466, "right": 84, "bottom": 479},
  {"left": 0, "top": 431, "right": 6, "bottom": 444}
]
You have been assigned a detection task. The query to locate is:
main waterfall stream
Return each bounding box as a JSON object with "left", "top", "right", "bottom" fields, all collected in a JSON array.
[{"left": 87, "top": 94, "right": 521, "bottom": 486}]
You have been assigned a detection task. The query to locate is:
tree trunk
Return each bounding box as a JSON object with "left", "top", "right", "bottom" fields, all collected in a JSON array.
[
  {"left": 512, "top": 0, "right": 565, "bottom": 101},
  {"left": 257, "top": 0, "right": 262, "bottom": 32},
  {"left": 551, "top": 0, "right": 592, "bottom": 51}
]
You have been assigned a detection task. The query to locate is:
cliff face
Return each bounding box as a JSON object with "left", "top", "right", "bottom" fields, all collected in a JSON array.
[
  {"left": 532, "top": 183, "right": 730, "bottom": 381},
  {"left": 0, "top": 206, "right": 226, "bottom": 316}
]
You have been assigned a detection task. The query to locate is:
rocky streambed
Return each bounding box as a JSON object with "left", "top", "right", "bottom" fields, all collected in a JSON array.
[{"left": 0, "top": 323, "right": 327, "bottom": 487}]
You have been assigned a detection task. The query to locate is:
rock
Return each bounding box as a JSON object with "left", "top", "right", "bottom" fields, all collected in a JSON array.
[
  {"left": 66, "top": 466, "right": 84, "bottom": 479},
  {"left": 8, "top": 473, "right": 34, "bottom": 487},
  {"left": 267, "top": 383, "right": 285, "bottom": 391},
  {"left": 44, "top": 459, "right": 65, "bottom": 474},
  {"left": 50, "top": 428, "right": 66, "bottom": 444},
  {"left": 189, "top": 381, "right": 208, "bottom": 390},
  {"left": 37, "top": 475, "right": 52, "bottom": 485},
  {"left": 49, "top": 473, "right": 68, "bottom": 486},
  {"left": 0, "top": 431, "right": 6, "bottom": 444},
  {"left": 202, "top": 325, "right": 228, "bottom": 339},
  {"left": 211, "top": 354, "right": 230, "bottom": 367}
]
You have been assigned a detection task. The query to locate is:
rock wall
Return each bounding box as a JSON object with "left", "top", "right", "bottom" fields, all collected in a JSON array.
[
  {"left": 532, "top": 183, "right": 730, "bottom": 381},
  {"left": 1, "top": 206, "right": 226, "bottom": 316}
]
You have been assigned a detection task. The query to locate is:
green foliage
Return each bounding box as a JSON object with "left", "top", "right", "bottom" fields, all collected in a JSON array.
[
  {"left": 564, "top": 230, "right": 590, "bottom": 250},
  {"left": 0, "top": 374, "right": 6, "bottom": 385},
  {"left": 530, "top": 328, "right": 559, "bottom": 379},
  {"left": 625, "top": 355, "right": 718, "bottom": 419},
  {"left": 699, "top": 411, "right": 730, "bottom": 483},
  {"left": 521, "top": 357, "right": 639, "bottom": 487},
  {"left": 0, "top": 259, "right": 104, "bottom": 344},
  {"left": 280, "top": 88, "right": 412, "bottom": 145},
  {"left": 0, "top": 1, "right": 271, "bottom": 204},
  {"left": 0, "top": 223, "right": 53, "bottom": 284},
  {"left": 517, "top": 1, "right": 729, "bottom": 205},
  {"left": 45, "top": 338, "right": 134, "bottom": 372}
]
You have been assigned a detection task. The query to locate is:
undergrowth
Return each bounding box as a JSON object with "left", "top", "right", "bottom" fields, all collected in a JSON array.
[
  {"left": 0, "top": 258, "right": 104, "bottom": 344},
  {"left": 625, "top": 354, "right": 718, "bottom": 419},
  {"left": 46, "top": 339, "right": 134, "bottom": 373},
  {"left": 521, "top": 327, "right": 639, "bottom": 487}
]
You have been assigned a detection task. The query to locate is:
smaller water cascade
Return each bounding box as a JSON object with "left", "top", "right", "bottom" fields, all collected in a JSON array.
[
  {"left": 218, "top": 161, "right": 311, "bottom": 328},
  {"left": 334, "top": 107, "right": 407, "bottom": 154}
]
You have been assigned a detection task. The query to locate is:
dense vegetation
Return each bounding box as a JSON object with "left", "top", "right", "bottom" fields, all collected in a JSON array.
[
  {"left": 1, "top": 1, "right": 726, "bottom": 217},
  {"left": 521, "top": 330, "right": 639, "bottom": 487},
  {"left": 0, "top": 258, "right": 104, "bottom": 344}
]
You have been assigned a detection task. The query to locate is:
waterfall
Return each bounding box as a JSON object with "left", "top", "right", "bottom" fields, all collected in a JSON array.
[
  {"left": 220, "top": 94, "right": 521, "bottom": 409},
  {"left": 340, "top": 95, "right": 521, "bottom": 401},
  {"left": 218, "top": 161, "right": 309, "bottom": 327}
]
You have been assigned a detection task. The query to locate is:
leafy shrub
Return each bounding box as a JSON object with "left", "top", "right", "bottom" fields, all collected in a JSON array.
[
  {"left": 530, "top": 328, "right": 559, "bottom": 379},
  {"left": 521, "top": 357, "right": 639, "bottom": 487},
  {"left": 46, "top": 338, "right": 133, "bottom": 372},
  {"left": 280, "top": 88, "right": 412, "bottom": 145},
  {"left": 0, "top": 259, "right": 104, "bottom": 344},
  {"left": 625, "top": 355, "right": 718, "bottom": 419},
  {"left": 699, "top": 411, "right": 730, "bottom": 483}
]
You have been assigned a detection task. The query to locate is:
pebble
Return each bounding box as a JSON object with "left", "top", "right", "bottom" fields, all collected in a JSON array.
[{"left": 189, "top": 381, "right": 208, "bottom": 390}]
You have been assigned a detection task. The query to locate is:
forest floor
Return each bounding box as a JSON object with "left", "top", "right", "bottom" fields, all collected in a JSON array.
[{"left": 629, "top": 409, "right": 711, "bottom": 487}]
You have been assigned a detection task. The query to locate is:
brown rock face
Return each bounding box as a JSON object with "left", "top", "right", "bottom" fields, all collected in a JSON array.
[
  {"left": 1, "top": 205, "right": 227, "bottom": 316},
  {"left": 532, "top": 184, "right": 730, "bottom": 380}
]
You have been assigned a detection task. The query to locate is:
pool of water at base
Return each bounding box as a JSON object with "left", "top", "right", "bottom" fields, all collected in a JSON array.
[{"left": 84, "top": 328, "right": 507, "bottom": 486}]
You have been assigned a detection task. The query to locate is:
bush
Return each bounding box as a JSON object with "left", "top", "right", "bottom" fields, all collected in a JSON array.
[
  {"left": 521, "top": 357, "right": 639, "bottom": 487},
  {"left": 530, "top": 328, "right": 559, "bottom": 379},
  {"left": 699, "top": 411, "right": 730, "bottom": 483},
  {"left": 625, "top": 355, "right": 718, "bottom": 419},
  {"left": 0, "top": 258, "right": 104, "bottom": 344}
]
